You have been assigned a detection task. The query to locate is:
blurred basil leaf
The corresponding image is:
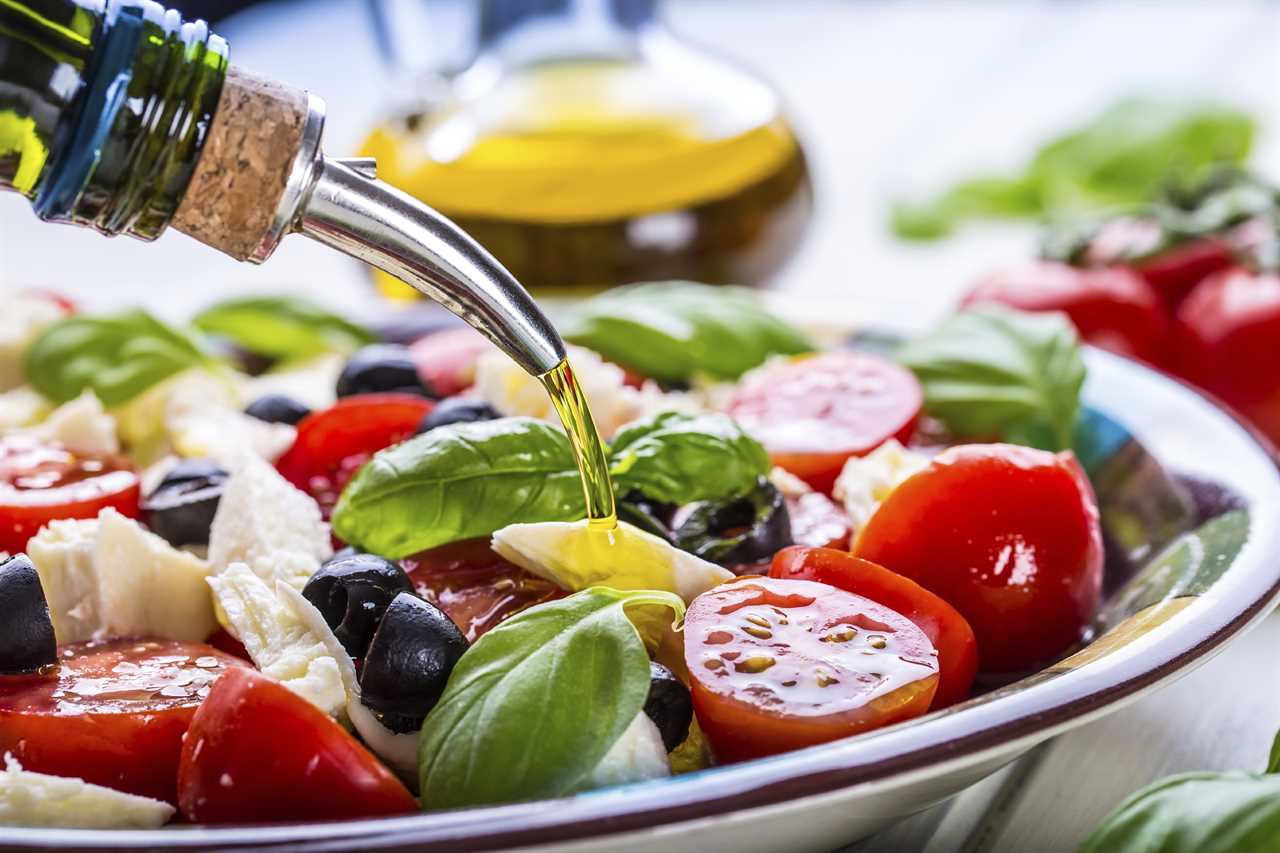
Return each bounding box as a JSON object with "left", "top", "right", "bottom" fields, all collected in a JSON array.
[{"left": 193, "top": 295, "right": 375, "bottom": 361}]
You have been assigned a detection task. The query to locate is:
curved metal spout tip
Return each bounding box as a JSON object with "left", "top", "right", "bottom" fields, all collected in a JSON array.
[{"left": 296, "top": 154, "right": 566, "bottom": 377}]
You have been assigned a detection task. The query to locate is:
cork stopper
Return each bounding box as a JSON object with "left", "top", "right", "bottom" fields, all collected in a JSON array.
[{"left": 172, "top": 66, "right": 310, "bottom": 262}]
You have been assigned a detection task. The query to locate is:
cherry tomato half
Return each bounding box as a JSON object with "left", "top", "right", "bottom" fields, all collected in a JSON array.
[
  {"left": 0, "top": 638, "right": 247, "bottom": 803},
  {"left": 1131, "top": 238, "right": 1236, "bottom": 310},
  {"left": 276, "top": 393, "right": 435, "bottom": 517},
  {"left": 402, "top": 537, "right": 565, "bottom": 642},
  {"left": 409, "top": 326, "right": 498, "bottom": 398},
  {"left": 853, "top": 444, "right": 1103, "bottom": 674},
  {"left": 771, "top": 547, "right": 976, "bottom": 709},
  {"left": 684, "top": 576, "right": 938, "bottom": 762},
  {"left": 724, "top": 352, "right": 923, "bottom": 494},
  {"left": 1174, "top": 268, "right": 1280, "bottom": 445},
  {"left": 962, "top": 261, "right": 1169, "bottom": 366},
  {"left": 0, "top": 435, "right": 141, "bottom": 554},
  {"left": 177, "top": 667, "right": 417, "bottom": 823}
]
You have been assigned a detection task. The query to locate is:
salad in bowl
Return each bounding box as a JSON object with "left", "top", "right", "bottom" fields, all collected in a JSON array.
[{"left": 0, "top": 281, "right": 1238, "bottom": 834}]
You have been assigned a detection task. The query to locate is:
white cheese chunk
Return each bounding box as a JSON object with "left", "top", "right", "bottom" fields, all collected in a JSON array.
[
  {"left": 26, "top": 509, "right": 216, "bottom": 644},
  {"left": 208, "top": 454, "right": 331, "bottom": 590},
  {"left": 241, "top": 352, "right": 343, "bottom": 412},
  {"left": 575, "top": 713, "right": 670, "bottom": 792},
  {"left": 832, "top": 440, "right": 930, "bottom": 533},
  {"left": 0, "top": 386, "right": 51, "bottom": 430},
  {"left": 165, "top": 372, "right": 295, "bottom": 465},
  {"left": 348, "top": 698, "right": 419, "bottom": 782},
  {"left": 0, "top": 293, "right": 66, "bottom": 393},
  {"left": 113, "top": 369, "right": 241, "bottom": 465},
  {"left": 30, "top": 391, "right": 119, "bottom": 456},
  {"left": 0, "top": 755, "right": 174, "bottom": 828},
  {"left": 206, "top": 564, "right": 349, "bottom": 718}
]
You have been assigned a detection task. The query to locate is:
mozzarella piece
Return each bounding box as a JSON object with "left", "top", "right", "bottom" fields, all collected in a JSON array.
[
  {"left": 206, "top": 564, "right": 348, "bottom": 718},
  {"left": 165, "top": 371, "right": 295, "bottom": 465},
  {"left": 0, "top": 755, "right": 174, "bottom": 828},
  {"left": 30, "top": 391, "right": 119, "bottom": 456},
  {"left": 491, "top": 519, "right": 732, "bottom": 604},
  {"left": 208, "top": 454, "right": 331, "bottom": 590},
  {"left": 26, "top": 510, "right": 216, "bottom": 644},
  {"left": 0, "top": 293, "right": 66, "bottom": 393},
  {"left": 0, "top": 386, "right": 51, "bottom": 430},
  {"left": 832, "top": 440, "right": 930, "bottom": 532},
  {"left": 575, "top": 713, "right": 670, "bottom": 792},
  {"left": 241, "top": 352, "right": 343, "bottom": 411}
]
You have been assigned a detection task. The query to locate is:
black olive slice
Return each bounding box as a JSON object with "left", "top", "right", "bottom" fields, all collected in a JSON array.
[
  {"left": 359, "top": 593, "right": 468, "bottom": 730},
  {"left": 643, "top": 662, "right": 693, "bottom": 752},
  {"left": 0, "top": 555, "right": 57, "bottom": 675},
  {"left": 244, "top": 394, "right": 311, "bottom": 426},
  {"left": 415, "top": 398, "right": 501, "bottom": 434},
  {"left": 616, "top": 491, "right": 677, "bottom": 541},
  {"left": 142, "top": 458, "right": 230, "bottom": 548},
  {"left": 673, "top": 478, "right": 793, "bottom": 567},
  {"left": 337, "top": 344, "right": 434, "bottom": 398},
  {"left": 302, "top": 554, "right": 416, "bottom": 659}
]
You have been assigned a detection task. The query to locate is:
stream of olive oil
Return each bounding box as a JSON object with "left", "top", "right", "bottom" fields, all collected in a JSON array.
[{"left": 541, "top": 358, "right": 617, "bottom": 529}]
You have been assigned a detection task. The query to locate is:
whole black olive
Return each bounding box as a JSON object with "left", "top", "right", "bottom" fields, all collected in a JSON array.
[
  {"left": 302, "top": 554, "right": 416, "bottom": 658},
  {"left": 643, "top": 662, "right": 693, "bottom": 752},
  {"left": 360, "top": 593, "right": 468, "bottom": 732},
  {"left": 673, "top": 478, "right": 792, "bottom": 567},
  {"left": 415, "top": 398, "right": 501, "bottom": 435},
  {"left": 244, "top": 394, "right": 311, "bottom": 426},
  {"left": 0, "top": 555, "right": 57, "bottom": 674},
  {"left": 337, "top": 344, "right": 434, "bottom": 398},
  {"left": 142, "top": 458, "right": 230, "bottom": 548}
]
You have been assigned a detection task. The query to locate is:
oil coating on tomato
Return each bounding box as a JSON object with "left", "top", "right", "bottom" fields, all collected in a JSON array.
[
  {"left": 0, "top": 638, "right": 247, "bottom": 803},
  {"left": 177, "top": 668, "right": 417, "bottom": 823},
  {"left": 0, "top": 434, "right": 140, "bottom": 556},
  {"left": 853, "top": 444, "right": 1103, "bottom": 674},
  {"left": 684, "top": 576, "right": 938, "bottom": 762},
  {"left": 770, "top": 547, "right": 977, "bottom": 709},
  {"left": 724, "top": 351, "right": 923, "bottom": 494}
]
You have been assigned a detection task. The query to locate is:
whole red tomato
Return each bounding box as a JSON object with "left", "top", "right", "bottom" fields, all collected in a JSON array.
[{"left": 853, "top": 444, "right": 1103, "bottom": 674}]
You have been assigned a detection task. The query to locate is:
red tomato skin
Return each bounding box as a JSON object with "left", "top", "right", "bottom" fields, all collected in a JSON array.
[
  {"left": 853, "top": 444, "right": 1103, "bottom": 674},
  {"left": 178, "top": 668, "right": 417, "bottom": 824},
  {"left": 1173, "top": 268, "right": 1280, "bottom": 445},
  {"left": 1132, "top": 238, "right": 1235, "bottom": 310},
  {"left": 685, "top": 577, "right": 938, "bottom": 763},
  {"left": 962, "top": 261, "right": 1169, "bottom": 366},
  {"left": 770, "top": 547, "right": 977, "bottom": 709},
  {"left": 785, "top": 491, "right": 852, "bottom": 551},
  {"left": 0, "top": 639, "right": 247, "bottom": 803},
  {"left": 725, "top": 352, "right": 923, "bottom": 495},
  {"left": 409, "top": 327, "right": 497, "bottom": 398}
]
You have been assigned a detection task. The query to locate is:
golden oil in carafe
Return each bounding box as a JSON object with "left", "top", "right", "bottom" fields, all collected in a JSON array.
[
  {"left": 362, "top": 58, "right": 812, "bottom": 297},
  {"left": 541, "top": 357, "right": 616, "bottom": 529}
]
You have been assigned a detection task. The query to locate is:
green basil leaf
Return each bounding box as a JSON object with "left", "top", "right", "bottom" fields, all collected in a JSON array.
[
  {"left": 1268, "top": 729, "right": 1280, "bottom": 775},
  {"left": 192, "top": 295, "right": 375, "bottom": 360},
  {"left": 418, "top": 586, "right": 685, "bottom": 808},
  {"left": 331, "top": 417, "right": 585, "bottom": 558},
  {"left": 1079, "top": 771, "right": 1280, "bottom": 853},
  {"left": 609, "top": 411, "right": 770, "bottom": 504},
  {"left": 897, "top": 306, "right": 1085, "bottom": 451},
  {"left": 560, "top": 281, "right": 814, "bottom": 383},
  {"left": 25, "top": 310, "right": 210, "bottom": 406}
]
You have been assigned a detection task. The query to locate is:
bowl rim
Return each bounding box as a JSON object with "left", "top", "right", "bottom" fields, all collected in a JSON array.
[{"left": 8, "top": 347, "right": 1280, "bottom": 852}]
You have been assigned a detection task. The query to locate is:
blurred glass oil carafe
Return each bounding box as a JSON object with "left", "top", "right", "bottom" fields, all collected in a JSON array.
[{"left": 361, "top": 0, "right": 813, "bottom": 298}]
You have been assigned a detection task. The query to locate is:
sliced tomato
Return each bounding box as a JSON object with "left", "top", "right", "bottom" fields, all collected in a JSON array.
[
  {"left": 0, "top": 638, "right": 246, "bottom": 803},
  {"left": 205, "top": 628, "right": 252, "bottom": 662},
  {"left": 771, "top": 546, "right": 976, "bottom": 709},
  {"left": 684, "top": 576, "right": 938, "bottom": 762},
  {"left": 1173, "top": 268, "right": 1280, "bottom": 444},
  {"left": 962, "top": 261, "right": 1169, "bottom": 366},
  {"left": 785, "top": 491, "right": 852, "bottom": 551},
  {"left": 0, "top": 435, "right": 140, "bottom": 554},
  {"left": 409, "top": 327, "right": 498, "bottom": 398},
  {"left": 402, "top": 538, "right": 565, "bottom": 642},
  {"left": 853, "top": 444, "right": 1103, "bottom": 674},
  {"left": 724, "top": 352, "right": 923, "bottom": 494},
  {"left": 276, "top": 393, "right": 434, "bottom": 517},
  {"left": 1131, "top": 238, "right": 1236, "bottom": 310},
  {"left": 178, "top": 668, "right": 417, "bottom": 823}
]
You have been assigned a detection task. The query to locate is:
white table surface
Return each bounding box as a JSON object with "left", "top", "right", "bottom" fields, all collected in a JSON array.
[{"left": 2, "top": 2, "right": 1280, "bottom": 850}]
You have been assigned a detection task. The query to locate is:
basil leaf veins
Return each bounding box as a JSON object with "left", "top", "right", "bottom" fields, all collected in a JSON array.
[{"left": 193, "top": 295, "right": 375, "bottom": 361}]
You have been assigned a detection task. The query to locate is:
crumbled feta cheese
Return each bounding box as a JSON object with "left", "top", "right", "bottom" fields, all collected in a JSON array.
[
  {"left": 166, "top": 373, "right": 295, "bottom": 465},
  {"left": 207, "top": 454, "right": 331, "bottom": 590},
  {"left": 575, "top": 713, "right": 670, "bottom": 792},
  {"left": 26, "top": 509, "right": 216, "bottom": 644},
  {"left": 832, "top": 440, "right": 930, "bottom": 532},
  {"left": 768, "top": 465, "right": 813, "bottom": 498},
  {"left": 207, "top": 564, "right": 349, "bottom": 718},
  {"left": 241, "top": 352, "right": 343, "bottom": 411},
  {"left": 0, "top": 293, "right": 66, "bottom": 393},
  {"left": 30, "top": 391, "right": 119, "bottom": 456},
  {"left": 0, "top": 754, "right": 174, "bottom": 828},
  {"left": 0, "top": 386, "right": 51, "bottom": 430}
]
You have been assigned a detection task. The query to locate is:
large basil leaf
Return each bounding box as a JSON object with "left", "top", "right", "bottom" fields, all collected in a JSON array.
[
  {"left": 25, "top": 310, "right": 211, "bottom": 406},
  {"left": 897, "top": 306, "right": 1085, "bottom": 451},
  {"left": 193, "top": 295, "right": 375, "bottom": 360},
  {"left": 331, "top": 417, "right": 585, "bottom": 558},
  {"left": 609, "top": 411, "right": 769, "bottom": 504},
  {"left": 418, "top": 587, "right": 684, "bottom": 808},
  {"left": 1081, "top": 731, "right": 1280, "bottom": 853},
  {"left": 560, "top": 281, "right": 814, "bottom": 383}
]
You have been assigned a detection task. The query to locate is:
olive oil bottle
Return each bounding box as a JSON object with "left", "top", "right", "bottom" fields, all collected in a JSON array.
[{"left": 362, "top": 0, "right": 812, "bottom": 297}]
